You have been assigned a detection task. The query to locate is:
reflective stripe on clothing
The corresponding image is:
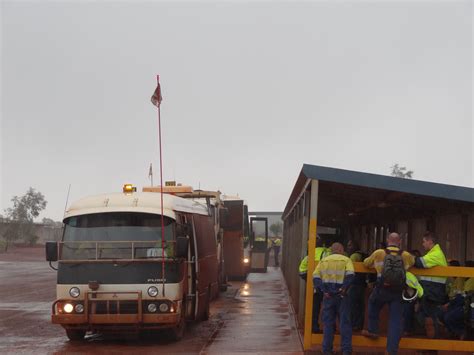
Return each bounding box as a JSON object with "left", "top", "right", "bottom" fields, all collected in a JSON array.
[
  {"left": 313, "top": 254, "right": 355, "bottom": 293},
  {"left": 418, "top": 244, "right": 447, "bottom": 269},
  {"left": 363, "top": 246, "right": 415, "bottom": 279},
  {"left": 406, "top": 271, "right": 424, "bottom": 298},
  {"left": 419, "top": 275, "right": 447, "bottom": 284},
  {"left": 416, "top": 244, "right": 447, "bottom": 285}
]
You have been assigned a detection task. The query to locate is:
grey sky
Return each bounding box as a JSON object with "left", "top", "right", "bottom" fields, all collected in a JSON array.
[{"left": 1, "top": 0, "right": 472, "bottom": 221}]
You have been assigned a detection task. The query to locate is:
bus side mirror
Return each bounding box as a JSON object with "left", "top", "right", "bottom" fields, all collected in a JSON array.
[
  {"left": 45, "top": 241, "right": 58, "bottom": 262},
  {"left": 176, "top": 237, "right": 189, "bottom": 258}
]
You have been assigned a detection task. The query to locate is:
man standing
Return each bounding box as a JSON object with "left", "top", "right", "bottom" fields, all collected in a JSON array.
[
  {"left": 346, "top": 240, "right": 367, "bottom": 331},
  {"left": 272, "top": 236, "right": 282, "bottom": 267},
  {"left": 313, "top": 242, "right": 354, "bottom": 355},
  {"left": 362, "top": 233, "right": 415, "bottom": 355},
  {"left": 299, "top": 235, "right": 331, "bottom": 333},
  {"left": 415, "top": 231, "right": 447, "bottom": 338}
]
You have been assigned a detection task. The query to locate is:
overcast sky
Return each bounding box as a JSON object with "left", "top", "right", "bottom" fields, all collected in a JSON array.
[{"left": 1, "top": 0, "right": 472, "bottom": 221}]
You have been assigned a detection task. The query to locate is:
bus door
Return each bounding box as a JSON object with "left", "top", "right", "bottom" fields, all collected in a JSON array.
[{"left": 249, "top": 217, "right": 269, "bottom": 273}]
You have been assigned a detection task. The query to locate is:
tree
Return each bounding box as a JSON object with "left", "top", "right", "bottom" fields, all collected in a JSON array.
[
  {"left": 269, "top": 222, "right": 283, "bottom": 237},
  {"left": 390, "top": 164, "right": 414, "bottom": 179},
  {"left": 2, "top": 188, "right": 47, "bottom": 250}
]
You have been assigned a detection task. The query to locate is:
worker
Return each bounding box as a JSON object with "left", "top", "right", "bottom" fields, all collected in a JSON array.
[
  {"left": 402, "top": 271, "right": 424, "bottom": 335},
  {"left": 445, "top": 260, "right": 465, "bottom": 300},
  {"left": 346, "top": 239, "right": 368, "bottom": 331},
  {"left": 299, "top": 235, "right": 331, "bottom": 333},
  {"left": 313, "top": 242, "right": 354, "bottom": 355},
  {"left": 272, "top": 236, "right": 282, "bottom": 267},
  {"left": 439, "top": 260, "right": 474, "bottom": 340},
  {"left": 362, "top": 232, "right": 415, "bottom": 355},
  {"left": 414, "top": 231, "right": 448, "bottom": 339}
]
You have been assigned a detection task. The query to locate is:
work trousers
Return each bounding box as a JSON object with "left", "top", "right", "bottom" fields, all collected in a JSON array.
[
  {"left": 273, "top": 246, "right": 280, "bottom": 266},
  {"left": 402, "top": 301, "right": 416, "bottom": 333},
  {"left": 441, "top": 306, "right": 464, "bottom": 337},
  {"left": 416, "top": 298, "right": 443, "bottom": 338},
  {"left": 368, "top": 287, "right": 403, "bottom": 355},
  {"left": 348, "top": 284, "right": 366, "bottom": 330},
  {"left": 312, "top": 290, "right": 323, "bottom": 332},
  {"left": 321, "top": 293, "right": 352, "bottom": 353}
]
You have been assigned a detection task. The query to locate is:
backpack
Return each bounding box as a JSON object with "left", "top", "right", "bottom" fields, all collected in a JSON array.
[{"left": 381, "top": 248, "right": 406, "bottom": 289}]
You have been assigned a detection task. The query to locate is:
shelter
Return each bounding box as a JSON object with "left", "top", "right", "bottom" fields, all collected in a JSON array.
[{"left": 281, "top": 164, "right": 474, "bottom": 351}]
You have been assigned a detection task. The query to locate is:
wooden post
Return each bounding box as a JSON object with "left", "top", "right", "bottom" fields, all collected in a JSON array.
[{"left": 303, "top": 179, "right": 319, "bottom": 350}]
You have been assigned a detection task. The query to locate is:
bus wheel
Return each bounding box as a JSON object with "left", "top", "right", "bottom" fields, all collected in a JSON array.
[
  {"left": 66, "top": 329, "right": 86, "bottom": 341},
  {"left": 169, "top": 306, "right": 186, "bottom": 341}
]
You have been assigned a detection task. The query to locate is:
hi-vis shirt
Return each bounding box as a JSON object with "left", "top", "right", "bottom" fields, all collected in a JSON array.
[
  {"left": 406, "top": 271, "right": 424, "bottom": 298},
  {"left": 363, "top": 246, "right": 415, "bottom": 279},
  {"left": 313, "top": 253, "right": 355, "bottom": 294},
  {"left": 415, "top": 244, "right": 447, "bottom": 285},
  {"left": 299, "top": 247, "right": 331, "bottom": 276}
]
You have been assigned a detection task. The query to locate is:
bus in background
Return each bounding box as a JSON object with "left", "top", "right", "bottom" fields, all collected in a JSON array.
[
  {"left": 220, "top": 196, "right": 250, "bottom": 281},
  {"left": 46, "top": 184, "right": 220, "bottom": 341}
]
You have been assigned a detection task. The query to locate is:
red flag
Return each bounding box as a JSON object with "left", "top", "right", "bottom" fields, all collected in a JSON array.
[{"left": 151, "top": 80, "right": 162, "bottom": 107}]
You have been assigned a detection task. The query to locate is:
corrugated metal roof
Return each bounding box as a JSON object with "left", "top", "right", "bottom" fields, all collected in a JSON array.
[{"left": 283, "top": 164, "right": 474, "bottom": 219}]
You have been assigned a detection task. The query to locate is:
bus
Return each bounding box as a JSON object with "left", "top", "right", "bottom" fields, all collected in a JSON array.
[{"left": 45, "top": 185, "right": 220, "bottom": 341}]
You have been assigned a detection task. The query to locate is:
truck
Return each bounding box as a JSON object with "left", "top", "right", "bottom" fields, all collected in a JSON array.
[{"left": 45, "top": 184, "right": 220, "bottom": 341}]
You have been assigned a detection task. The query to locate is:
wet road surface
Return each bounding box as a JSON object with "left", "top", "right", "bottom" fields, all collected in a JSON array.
[{"left": 0, "top": 248, "right": 303, "bottom": 354}]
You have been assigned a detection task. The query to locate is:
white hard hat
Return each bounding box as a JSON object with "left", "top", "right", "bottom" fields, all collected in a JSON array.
[{"left": 402, "top": 287, "right": 418, "bottom": 302}]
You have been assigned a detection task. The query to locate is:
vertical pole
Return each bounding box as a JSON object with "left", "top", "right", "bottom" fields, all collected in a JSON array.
[{"left": 303, "top": 179, "right": 319, "bottom": 350}]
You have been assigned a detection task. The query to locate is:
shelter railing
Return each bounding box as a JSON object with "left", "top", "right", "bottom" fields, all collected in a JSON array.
[{"left": 306, "top": 262, "right": 474, "bottom": 352}]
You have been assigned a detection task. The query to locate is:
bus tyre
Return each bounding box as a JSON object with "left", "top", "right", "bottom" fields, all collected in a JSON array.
[
  {"left": 66, "top": 329, "right": 86, "bottom": 341},
  {"left": 169, "top": 309, "right": 186, "bottom": 341}
]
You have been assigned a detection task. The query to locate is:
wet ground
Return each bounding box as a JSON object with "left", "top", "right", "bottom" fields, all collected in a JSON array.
[{"left": 0, "top": 247, "right": 303, "bottom": 354}]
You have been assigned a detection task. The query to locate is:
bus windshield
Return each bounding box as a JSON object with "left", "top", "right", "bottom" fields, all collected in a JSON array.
[{"left": 61, "top": 212, "right": 176, "bottom": 260}]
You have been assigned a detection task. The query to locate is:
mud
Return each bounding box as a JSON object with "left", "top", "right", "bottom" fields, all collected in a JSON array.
[{"left": 0, "top": 247, "right": 303, "bottom": 354}]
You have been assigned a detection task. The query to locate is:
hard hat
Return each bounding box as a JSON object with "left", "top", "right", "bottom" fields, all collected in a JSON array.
[{"left": 402, "top": 286, "right": 418, "bottom": 302}]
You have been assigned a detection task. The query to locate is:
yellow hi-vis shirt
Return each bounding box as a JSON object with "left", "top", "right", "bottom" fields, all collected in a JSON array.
[
  {"left": 464, "top": 278, "right": 474, "bottom": 293},
  {"left": 363, "top": 246, "right": 415, "bottom": 278},
  {"left": 417, "top": 244, "right": 447, "bottom": 285},
  {"left": 313, "top": 253, "right": 355, "bottom": 293},
  {"left": 447, "top": 277, "right": 466, "bottom": 299},
  {"left": 274, "top": 238, "right": 282, "bottom": 247},
  {"left": 299, "top": 247, "right": 331, "bottom": 275},
  {"left": 406, "top": 271, "right": 424, "bottom": 298}
]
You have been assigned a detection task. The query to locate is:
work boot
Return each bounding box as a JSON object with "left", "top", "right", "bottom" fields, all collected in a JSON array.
[
  {"left": 361, "top": 329, "right": 379, "bottom": 339},
  {"left": 424, "top": 317, "right": 435, "bottom": 338}
]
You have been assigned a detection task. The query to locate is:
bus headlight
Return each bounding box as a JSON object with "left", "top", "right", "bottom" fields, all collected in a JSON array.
[
  {"left": 147, "top": 286, "right": 158, "bottom": 297},
  {"left": 243, "top": 258, "right": 249, "bottom": 264},
  {"left": 69, "top": 287, "right": 80, "bottom": 298},
  {"left": 75, "top": 304, "right": 84, "bottom": 313},
  {"left": 147, "top": 303, "right": 157, "bottom": 313},
  {"left": 63, "top": 303, "right": 74, "bottom": 313},
  {"left": 159, "top": 303, "right": 169, "bottom": 312}
]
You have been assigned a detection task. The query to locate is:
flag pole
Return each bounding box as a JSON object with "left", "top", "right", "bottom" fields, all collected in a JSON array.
[
  {"left": 149, "top": 163, "right": 154, "bottom": 187},
  {"left": 152, "top": 74, "right": 166, "bottom": 297}
]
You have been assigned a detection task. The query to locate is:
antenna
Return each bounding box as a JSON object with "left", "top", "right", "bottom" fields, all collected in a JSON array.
[{"left": 63, "top": 184, "right": 71, "bottom": 218}]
